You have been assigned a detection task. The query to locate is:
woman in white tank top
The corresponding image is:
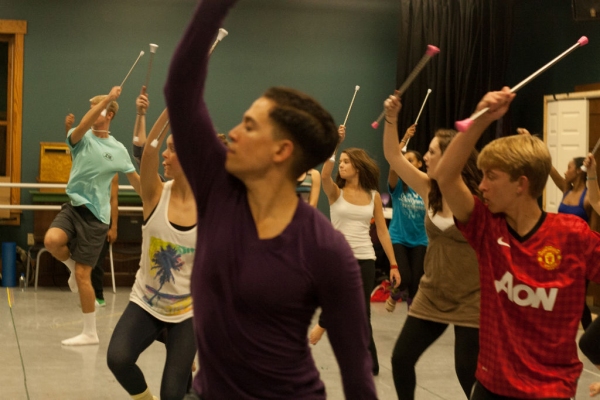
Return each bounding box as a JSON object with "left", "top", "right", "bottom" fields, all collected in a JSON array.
[
  {"left": 107, "top": 103, "right": 198, "bottom": 400},
  {"left": 309, "top": 125, "right": 399, "bottom": 376}
]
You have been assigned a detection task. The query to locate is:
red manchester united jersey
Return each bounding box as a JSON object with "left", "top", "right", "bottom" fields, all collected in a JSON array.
[{"left": 456, "top": 196, "right": 600, "bottom": 398}]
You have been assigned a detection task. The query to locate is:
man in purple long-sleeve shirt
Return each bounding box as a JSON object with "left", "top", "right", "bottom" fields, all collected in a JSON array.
[{"left": 164, "top": 1, "right": 377, "bottom": 399}]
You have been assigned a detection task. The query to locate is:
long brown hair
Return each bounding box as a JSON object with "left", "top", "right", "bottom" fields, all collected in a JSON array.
[
  {"left": 335, "top": 148, "right": 380, "bottom": 192},
  {"left": 428, "top": 129, "right": 482, "bottom": 215}
]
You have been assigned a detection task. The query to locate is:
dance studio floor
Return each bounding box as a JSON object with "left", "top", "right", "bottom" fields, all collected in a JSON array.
[{"left": 1, "top": 286, "right": 599, "bottom": 399}]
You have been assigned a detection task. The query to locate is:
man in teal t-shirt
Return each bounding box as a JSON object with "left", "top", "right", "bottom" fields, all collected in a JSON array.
[{"left": 44, "top": 86, "right": 140, "bottom": 346}]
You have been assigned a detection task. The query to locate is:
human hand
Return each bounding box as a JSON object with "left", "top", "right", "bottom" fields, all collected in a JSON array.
[
  {"left": 584, "top": 153, "right": 597, "bottom": 177},
  {"left": 338, "top": 125, "right": 346, "bottom": 144},
  {"left": 390, "top": 269, "right": 401, "bottom": 288},
  {"left": 475, "top": 87, "right": 515, "bottom": 124},
  {"left": 65, "top": 113, "right": 75, "bottom": 131},
  {"left": 108, "top": 86, "right": 122, "bottom": 101},
  {"left": 107, "top": 226, "right": 118, "bottom": 244},
  {"left": 516, "top": 127, "right": 530, "bottom": 136},
  {"left": 136, "top": 86, "right": 149, "bottom": 115},
  {"left": 384, "top": 91, "right": 402, "bottom": 121},
  {"left": 590, "top": 382, "right": 600, "bottom": 397},
  {"left": 404, "top": 124, "right": 416, "bottom": 140}
]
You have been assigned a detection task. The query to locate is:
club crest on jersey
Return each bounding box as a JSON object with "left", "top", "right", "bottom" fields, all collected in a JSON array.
[
  {"left": 536, "top": 246, "right": 561, "bottom": 271},
  {"left": 103, "top": 153, "right": 113, "bottom": 161}
]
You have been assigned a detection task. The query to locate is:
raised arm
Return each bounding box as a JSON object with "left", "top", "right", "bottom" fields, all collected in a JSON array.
[
  {"left": 164, "top": 0, "right": 237, "bottom": 187},
  {"left": 134, "top": 86, "right": 149, "bottom": 145},
  {"left": 434, "top": 87, "right": 515, "bottom": 223},
  {"left": 382, "top": 95, "right": 430, "bottom": 200},
  {"left": 518, "top": 127, "right": 567, "bottom": 192},
  {"left": 584, "top": 154, "right": 600, "bottom": 214},
  {"left": 69, "top": 86, "right": 121, "bottom": 145},
  {"left": 65, "top": 113, "right": 75, "bottom": 136},
  {"left": 321, "top": 125, "right": 345, "bottom": 204},
  {"left": 308, "top": 169, "right": 321, "bottom": 208},
  {"left": 388, "top": 125, "right": 416, "bottom": 190},
  {"left": 140, "top": 109, "right": 170, "bottom": 219}
]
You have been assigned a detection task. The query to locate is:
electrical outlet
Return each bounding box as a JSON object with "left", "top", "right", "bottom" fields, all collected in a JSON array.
[{"left": 27, "top": 233, "right": 35, "bottom": 246}]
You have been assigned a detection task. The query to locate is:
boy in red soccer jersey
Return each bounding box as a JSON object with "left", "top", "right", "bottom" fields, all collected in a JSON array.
[{"left": 397, "top": 87, "right": 600, "bottom": 399}]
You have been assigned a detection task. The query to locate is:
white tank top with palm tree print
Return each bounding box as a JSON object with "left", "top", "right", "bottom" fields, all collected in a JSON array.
[{"left": 130, "top": 180, "right": 197, "bottom": 322}]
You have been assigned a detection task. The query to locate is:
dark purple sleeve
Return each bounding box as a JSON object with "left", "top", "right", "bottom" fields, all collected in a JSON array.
[
  {"left": 164, "top": 0, "right": 238, "bottom": 201},
  {"left": 312, "top": 236, "right": 378, "bottom": 399}
]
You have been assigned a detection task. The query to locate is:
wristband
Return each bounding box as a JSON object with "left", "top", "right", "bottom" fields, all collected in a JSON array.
[
  {"left": 588, "top": 177, "right": 597, "bottom": 181},
  {"left": 385, "top": 118, "right": 395, "bottom": 124},
  {"left": 137, "top": 112, "right": 146, "bottom": 116},
  {"left": 390, "top": 264, "right": 398, "bottom": 270}
]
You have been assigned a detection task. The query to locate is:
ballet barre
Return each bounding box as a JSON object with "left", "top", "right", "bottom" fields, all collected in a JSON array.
[{"left": 0, "top": 182, "right": 144, "bottom": 293}]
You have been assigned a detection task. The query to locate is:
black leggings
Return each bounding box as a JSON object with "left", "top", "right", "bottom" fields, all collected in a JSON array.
[
  {"left": 107, "top": 302, "right": 196, "bottom": 400},
  {"left": 392, "top": 243, "right": 426, "bottom": 299},
  {"left": 391, "top": 315, "right": 479, "bottom": 400},
  {"left": 579, "top": 312, "right": 600, "bottom": 365},
  {"left": 470, "top": 380, "right": 570, "bottom": 400},
  {"left": 319, "top": 259, "right": 378, "bottom": 372}
]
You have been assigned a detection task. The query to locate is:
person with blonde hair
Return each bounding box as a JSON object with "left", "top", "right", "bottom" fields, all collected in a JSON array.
[
  {"left": 434, "top": 87, "right": 600, "bottom": 399},
  {"left": 309, "top": 125, "right": 399, "bottom": 376},
  {"left": 44, "top": 86, "right": 140, "bottom": 346},
  {"left": 163, "top": 0, "right": 377, "bottom": 398}
]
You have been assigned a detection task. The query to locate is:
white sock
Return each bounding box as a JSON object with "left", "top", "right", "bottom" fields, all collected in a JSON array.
[
  {"left": 62, "top": 258, "right": 78, "bottom": 293},
  {"left": 61, "top": 312, "right": 98, "bottom": 346},
  {"left": 62, "top": 257, "right": 76, "bottom": 273}
]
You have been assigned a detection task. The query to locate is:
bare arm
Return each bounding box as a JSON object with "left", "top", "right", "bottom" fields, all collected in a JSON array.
[
  {"left": 308, "top": 169, "right": 321, "bottom": 208},
  {"left": 321, "top": 125, "right": 345, "bottom": 205},
  {"left": 584, "top": 154, "right": 600, "bottom": 214},
  {"left": 140, "top": 109, "right": 169, "bottom": 219},
  {"left": 373, "top": 193, "right": 400, "bottom": 287},
  {"left": 434, "top": 87, "right": 515, "bottom": 223},
  {"left": 69, "top": 86, "right": 121, "bottom": 145},
  {"left": 388, "top": 125, "right": 416, "bottom": 190},
  {"left": 382, "top": 95, "right": 430, "bottom": 200},
  {"left": 133, "top": 86, "right": 149, "bottom": 147},
  {"left": 65, "top": 113, "right": 75, "bottom": 136},
  {"left": 107, "top": 174, "right": 119, "bottom": 243},
  {"left": 518, "top": 127, "right": 567, "bottom": 192},
  {"left": 125, "top": 171, "right": 141, "bottom": 196}
]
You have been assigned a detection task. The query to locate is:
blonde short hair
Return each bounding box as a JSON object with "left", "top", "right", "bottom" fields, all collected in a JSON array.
[
  {"left": 89, "top": 95, "right": 119, "bottom": 119},
  {"left": 478, "top": 134, "right": 551, "bottom": 198}
]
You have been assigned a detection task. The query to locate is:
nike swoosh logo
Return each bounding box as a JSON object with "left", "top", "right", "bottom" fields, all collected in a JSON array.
[{"left": 497, "top": 237, "right": 510, "bottom": 248}]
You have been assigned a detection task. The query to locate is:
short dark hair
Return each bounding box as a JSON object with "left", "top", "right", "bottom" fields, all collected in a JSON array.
[{"left": 263, "top": 87, "right": 338, "bottom": 178}]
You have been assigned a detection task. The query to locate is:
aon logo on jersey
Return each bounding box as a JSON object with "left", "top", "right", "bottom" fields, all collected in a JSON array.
[{"left": 494, "top": 271, "right": 558, "bottom": 311}]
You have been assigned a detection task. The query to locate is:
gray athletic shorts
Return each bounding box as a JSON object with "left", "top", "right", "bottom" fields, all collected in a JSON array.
[{"left": 49, "top": 203, "right": 109, "bottom": 267}]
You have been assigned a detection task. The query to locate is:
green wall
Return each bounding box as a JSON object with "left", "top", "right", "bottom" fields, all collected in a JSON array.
[{"left": 0, "top": 0, "right": 399, "bottom": 247}]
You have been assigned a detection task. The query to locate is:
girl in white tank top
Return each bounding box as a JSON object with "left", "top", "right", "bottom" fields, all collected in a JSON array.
[{"left": 309, "top": 125, "right": 399, "bottom": 376}]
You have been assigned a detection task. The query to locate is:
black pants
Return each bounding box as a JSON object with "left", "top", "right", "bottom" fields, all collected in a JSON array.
[
  {"left": 91, "top": 239, "right": 109, "bottom": 300},
  {"left": 470, "top": 380, "right": 570, "bottom": 400},
  {"left": 391, "top": 315, "right": 479, "bottom": 400},
  {"left": 580, "top": 311, "right": 600, "bottom": 365},
  {"left": 392, "top": 243, "right": 426, "bottom": 299},
  {"left": 319, "top": 258, "right": 378, "bottom": 372},
  {"left": 107, "top": 302, "right": 196, "bottom": 400}
]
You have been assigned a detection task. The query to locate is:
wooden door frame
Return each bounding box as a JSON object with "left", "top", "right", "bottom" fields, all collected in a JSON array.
[{"left": 0, "top": 20, "right": 26, "bottom": 225}]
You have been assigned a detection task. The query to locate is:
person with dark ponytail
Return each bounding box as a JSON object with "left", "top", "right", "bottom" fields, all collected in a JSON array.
[{"left": 383, "top": 94, "right": 481, "bottom": 400}]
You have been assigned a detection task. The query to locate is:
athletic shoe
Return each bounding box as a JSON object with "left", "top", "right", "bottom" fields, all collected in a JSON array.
[{"left": 95, "top": 298, "right": 106, "bottom": 307}]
